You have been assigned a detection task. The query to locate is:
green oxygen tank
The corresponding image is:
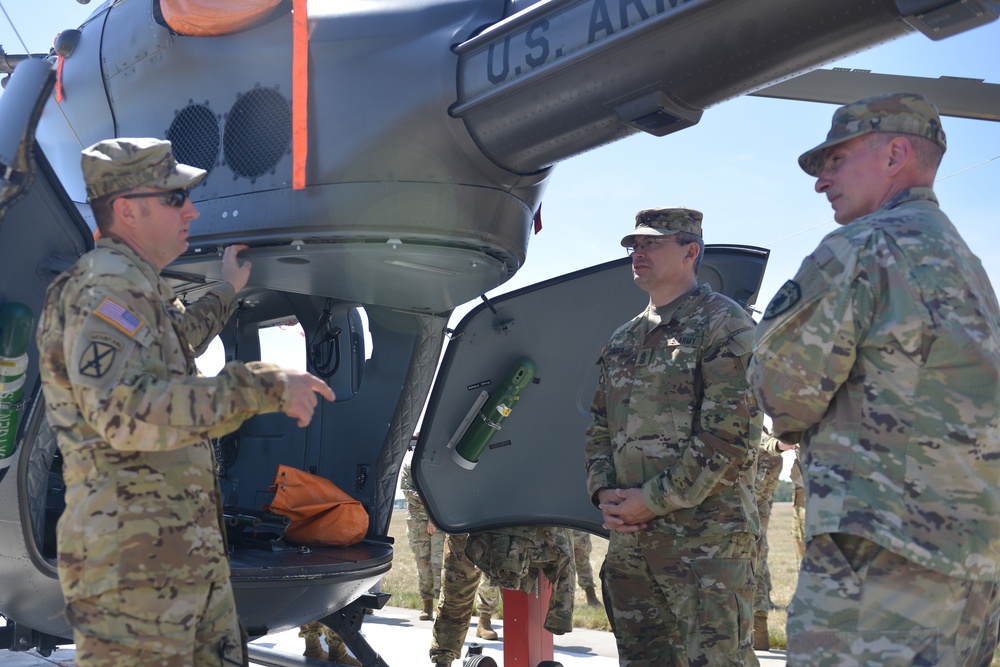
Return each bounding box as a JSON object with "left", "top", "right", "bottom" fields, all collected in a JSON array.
[
  {"left": 452, "top": 357, "right": 536, "bottom": 470},
  {"left": 0, "top": 301, "right": 34, "bottom": 466}
]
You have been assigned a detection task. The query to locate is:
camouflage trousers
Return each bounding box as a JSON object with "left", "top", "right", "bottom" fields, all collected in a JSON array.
[
  {"left": 787, "top": 533, "right": 1000, "bottom": 667},
  {"left": 601, "top": 530, "right": 759, "bottom": 667},
  {"left": 791, "top": 486, "right": 806, "bottom": 561},
  {"left": 429, "top": 533, "right": 499, "bottom": 665},
  {"left": 65, "top": 580, "right": 244, "bottom": 667},
  {"left": 298, "top": 621, "right": 351, "bottom": 656},
  {"left": 754, "top": 456, "right": 782, "bottom": 613},
  {"left": 571, "top": 529, "right": 596, "bottom": 589},
  {"left": 406, "top": 514, "right": 445, "bottom": 600}
]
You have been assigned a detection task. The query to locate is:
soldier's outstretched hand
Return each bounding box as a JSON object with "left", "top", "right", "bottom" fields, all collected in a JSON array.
[
  {"left": 221, "top": 244, "right": 252, "bottom": 292},
  {"left": 284, "top": 369, "right": 336, "bottom": 427}
]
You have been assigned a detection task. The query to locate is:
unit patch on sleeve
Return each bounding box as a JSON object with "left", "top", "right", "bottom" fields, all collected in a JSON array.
[
  {"left": 762, "top": 280, "right": 802, "bottom": 321},
  {"left": 95, "top": 297, "right": 144, "bottom": 336},
  {"left": 78, "top": 333, "right": 124, "bottom": 379}
]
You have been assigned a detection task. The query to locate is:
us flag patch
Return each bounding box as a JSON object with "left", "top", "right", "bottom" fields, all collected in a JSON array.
[{"left": 95, "top": 297, "right": 144, "bottom": 336}]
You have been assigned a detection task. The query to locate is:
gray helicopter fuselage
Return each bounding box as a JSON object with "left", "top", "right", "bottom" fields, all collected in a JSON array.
[{"left": 0, "top": 0, "right": 995, "bottom": 653}]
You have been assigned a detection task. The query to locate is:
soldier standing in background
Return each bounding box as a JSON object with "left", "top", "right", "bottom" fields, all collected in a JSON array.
[
  {"left": 429, "top": 533, "right": 501, "bottom": 666},
  {"left": 586, "top": 207, "right": 761, "bottom": 666},
  {"left": 299, "top": 622, "right": 361, "bottom": 666},
  {"left": 787, "top": 451, "right": 805, "bottom": 561},
  {"left": 569, "top": 530, "right": 601, "bottom": 606},
  {"left": 751, "top": 92, "right": 1000, "bottom": 666},
  {"left": 401, "top": 460, "right": 445, "bottom": 620},
  {"left": 752, "top": 433, "right": 783, "bottom": 651},
  {"left": 36, "top": 138, "right": 334, "bottom": 666}
]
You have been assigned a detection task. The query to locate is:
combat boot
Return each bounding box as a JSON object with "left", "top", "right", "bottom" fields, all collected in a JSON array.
[
  {"left": 326, "top": 632, "right": 362, "bottom": 666},
  {"left": 476, "top": 613, "right": 499, "bottom": 640},
  {"left": 753, "top": 610, "right": 770, "bottom": 651},
  {"left": 584, "top": 586, "right": 600, "bottom": 606},
  {"left": 419, "top": 598, "right": 434, "bottom": 621},
  {"left": 300, "top": 622, "right": 329, "bottom": 661}
]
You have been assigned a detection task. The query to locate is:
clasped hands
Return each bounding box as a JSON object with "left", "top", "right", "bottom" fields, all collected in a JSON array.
[{"left": 598, "top": 487, "right": 656, "bottom": 533}]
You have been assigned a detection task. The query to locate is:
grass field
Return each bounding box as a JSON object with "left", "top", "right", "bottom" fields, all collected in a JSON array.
[
  {"left": 381, "top": 503, "right": 802, "bottom": 643},
  {"left": 382, "top": 505, "right": 1000, "bottom": 663}
]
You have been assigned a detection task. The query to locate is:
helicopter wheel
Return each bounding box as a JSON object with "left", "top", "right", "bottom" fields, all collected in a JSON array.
[
  {"left": 536, "top": 662, "right": 564, "bottom": 667},
  {"left": 464, "top": 656, "right": 498, "bottom": 667}
]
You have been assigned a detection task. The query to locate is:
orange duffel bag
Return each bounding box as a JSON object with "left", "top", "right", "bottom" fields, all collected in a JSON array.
[{"left": 264, "top": 464, "right": 369, "bottom": 547}]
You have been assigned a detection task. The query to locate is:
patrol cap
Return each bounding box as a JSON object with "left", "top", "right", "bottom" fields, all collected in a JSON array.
[
  {"left": 620, "top": 207, "right": 703, "bottom": 247},
  {"left": 81, "top": 138, "right": 206, "bottom": 201},
  {"left": 798, "top": 92, "right": 947, "bottom": 176}
]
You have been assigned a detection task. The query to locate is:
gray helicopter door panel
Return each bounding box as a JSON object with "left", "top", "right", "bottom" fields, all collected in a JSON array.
[{"left": 413, "top": 244, "right": 769, "bottom": 535}]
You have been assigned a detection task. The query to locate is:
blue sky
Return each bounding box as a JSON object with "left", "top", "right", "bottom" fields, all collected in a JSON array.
[
  {"left": 3, "top": 2, "right": 997, "bottom": 481},
  {"left": 2, "top": 1, "right": 997, "bottom": 316}
]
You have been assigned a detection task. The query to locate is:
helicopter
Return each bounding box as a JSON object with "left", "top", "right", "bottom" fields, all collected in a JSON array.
[{"left": 0, "top": 0, "right": 998, "bottom": 665}]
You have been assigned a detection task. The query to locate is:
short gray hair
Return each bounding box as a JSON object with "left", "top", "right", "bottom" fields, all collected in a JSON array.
[{"left": 675, "top": 231, "right": 704, "bottom": 274}]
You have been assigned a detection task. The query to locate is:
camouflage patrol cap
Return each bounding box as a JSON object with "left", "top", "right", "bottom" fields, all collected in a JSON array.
[
  {"left": 798, "top": 92, "right": 947, "bottom": 176},
  {"left": 620, "top": 207, "right": 703, "bottom": 247},
  {"left": 81, "top": 138, "right": 206, "bottom": 200}
]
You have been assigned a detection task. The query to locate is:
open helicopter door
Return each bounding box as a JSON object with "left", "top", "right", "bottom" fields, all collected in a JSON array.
[
  {"left": 412, "top": 244, "right": 768, "bottom": 665},
  {"left": 412, "top": 245, "right": 770, "bottom": 537},
  {"left": 0, "top": 59, "right": 94, "bottom": 647}
]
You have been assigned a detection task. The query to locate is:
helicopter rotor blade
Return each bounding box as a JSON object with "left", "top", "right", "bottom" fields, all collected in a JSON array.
[{"left": 750, "top": 68, "right": 1000, "bottom": 122}]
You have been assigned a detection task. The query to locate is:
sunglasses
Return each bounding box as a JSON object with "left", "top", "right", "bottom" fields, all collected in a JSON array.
[
  {"left": 116, "top": 188, "right": 190, "bottom": 208},
  {"left": 625, "top": 237, "right": 689, "bottom": 255}
]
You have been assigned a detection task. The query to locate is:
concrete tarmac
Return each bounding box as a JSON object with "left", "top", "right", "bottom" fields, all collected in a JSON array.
[{"left": 1, "top": 606, "right": 789, "bottom": 665}]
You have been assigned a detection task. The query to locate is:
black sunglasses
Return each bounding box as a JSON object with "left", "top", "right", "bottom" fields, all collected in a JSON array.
[{"left": 116, "top": 188, "right": 190, "bottom": 208}]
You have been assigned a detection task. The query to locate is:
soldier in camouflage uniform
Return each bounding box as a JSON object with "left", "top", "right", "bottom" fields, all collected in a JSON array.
[
  {"left": 750, "top": 92, "right": 1000, "bottom": 666},
  {"left": 400, "top": 461, "right": 445, "bottom": 620},
  {"left": 752, "top": 432, "right": 784, "bottom": 651},
  {"left": 761, "top": 434, "right": 805, "bottom": 560},
  {"left": 36, "top": 138, "right": 335, "bottom": 666},
  {"left": 586, "top": 208, "right": 761, "bottom": 666},
  {"left": 569, "top": 529, "right": 601, "bottom": 606},
  {"left": 298, "top": 621, "right": 361, "bottom": 666},
  {"left": 428, "top": 532, "right": 501, "bottom": 666},
  {"left": 465, "top": 525, "right": 577, "bottom": 635},
  {"left": 788, "top": 453, "right": 804, "bottom": 560}
]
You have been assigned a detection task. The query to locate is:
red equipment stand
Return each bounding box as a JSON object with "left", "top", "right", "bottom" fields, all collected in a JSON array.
[{"left": 501, "top": 573, "right": 554, "bottom": 667}]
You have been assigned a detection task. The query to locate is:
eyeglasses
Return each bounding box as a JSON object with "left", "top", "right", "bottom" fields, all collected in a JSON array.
[
  {"left": 115, "top": 188, "right": 190, "bottom": 208},
  {"left": 625, "top": 237, "right": 688, "bottom": 256}
]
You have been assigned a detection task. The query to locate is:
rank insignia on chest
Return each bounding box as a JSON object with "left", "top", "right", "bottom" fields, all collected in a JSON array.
[{"left": 636, "top": 348, "right": 653, "bottom": 367}]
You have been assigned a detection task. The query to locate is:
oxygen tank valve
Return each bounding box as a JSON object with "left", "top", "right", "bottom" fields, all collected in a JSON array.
[
  {"left": 452, "top": 357, "right": 536, "bottom": 470},
  {"left": 0, "top": 302, "right": 34, "bottom": 468}
]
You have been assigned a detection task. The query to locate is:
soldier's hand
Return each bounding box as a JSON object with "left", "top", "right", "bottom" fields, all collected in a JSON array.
[
  {"left": 222, "top": 244, "right": 252, "bottom": 292},
  {"left": 599, "top": 488, "right": 653, "bottom": 533},
  {"left": 284, "top": 369, "right": 335, "bottom": 427}
]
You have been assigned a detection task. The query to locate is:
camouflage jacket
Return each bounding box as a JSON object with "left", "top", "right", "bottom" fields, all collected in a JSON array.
[
  {"left": 750, "top": 187, "right": 1000, "bottom": 580},
  {"left": 585, "top": 284, "right": 761, "bottom": 537},
  {"left": 400, "top": 461, "right": 429, "bottom": 522},
  {"left": 37, "top": 237, "right": 290, "bottom": 602}
]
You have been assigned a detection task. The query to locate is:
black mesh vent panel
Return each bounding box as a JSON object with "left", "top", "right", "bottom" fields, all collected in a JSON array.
[
  {"left": 167, "top": 104, "right": 220, "bottom": 180},
  {"left": 223, "top": 87, "right": 292, "bottom": 181}
]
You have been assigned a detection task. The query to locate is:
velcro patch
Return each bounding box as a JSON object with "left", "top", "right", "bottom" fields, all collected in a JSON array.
[
  {"left": 95, "top": 297, "right": 144, "bottom": 336},
  {"left": 762, "top": 280, "right": 802, "bottom": 321},
  {"left": 78, "top": 333, "right": 124, "bottom": 379}
]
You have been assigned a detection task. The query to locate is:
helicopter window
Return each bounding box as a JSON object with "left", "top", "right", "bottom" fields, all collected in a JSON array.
[
  {"left": 259, "top": 320, "right": 307, "bottom": 371},
  {"left": 196, "top": 336, "right": 227, "bottom": 377},
  {"left": 353, "top": 306, "right": 373, "bottom": 361}
]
